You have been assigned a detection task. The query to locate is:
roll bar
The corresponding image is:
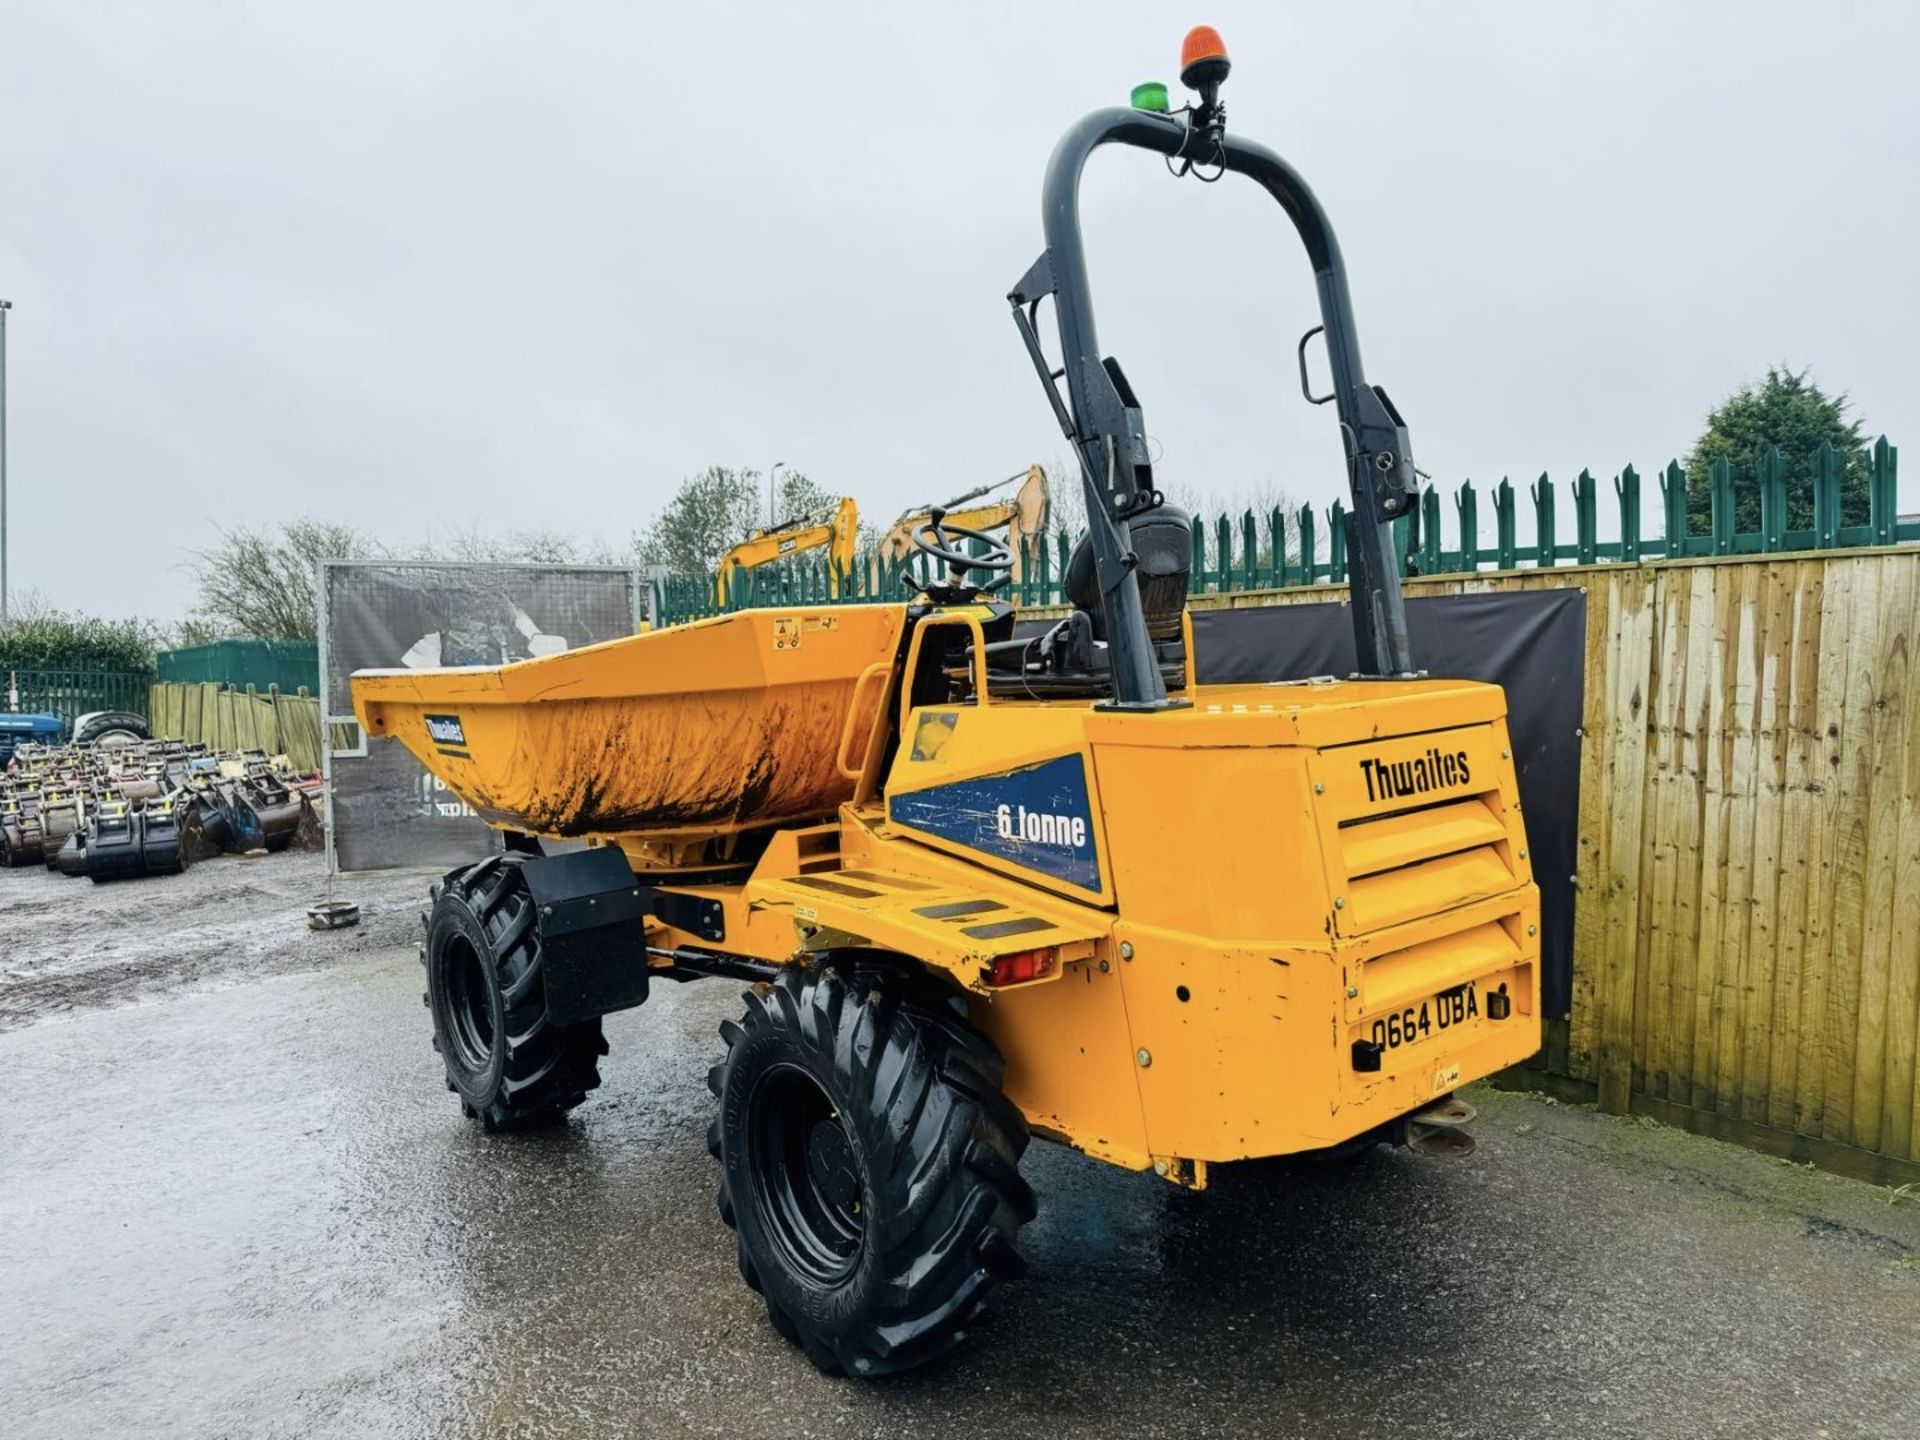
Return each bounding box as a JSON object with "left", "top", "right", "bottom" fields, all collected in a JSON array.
[{"left": 1010, "top": 106, "right": 1420, "bottom": 705}]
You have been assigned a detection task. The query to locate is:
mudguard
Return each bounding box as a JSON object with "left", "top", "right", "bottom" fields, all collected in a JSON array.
[{"left": 517, "top": 846, "right": 653, "bottom": 1026}]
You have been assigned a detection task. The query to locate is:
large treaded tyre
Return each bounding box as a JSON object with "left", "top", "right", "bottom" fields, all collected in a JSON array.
[
  {"left": 708, "top": 964, "right": 1035, "bottom": 1377},
  {"left": 424, "top": 855, "right": 606, "bottom": 1129},
  {"left": 71, "top": 711, "right": 150, "bottom": 747}
]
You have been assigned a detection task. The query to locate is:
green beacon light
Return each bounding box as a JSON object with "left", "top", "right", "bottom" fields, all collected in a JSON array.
[{"left": 1130, "top": 80, "right": 1170, "bottom": 113}]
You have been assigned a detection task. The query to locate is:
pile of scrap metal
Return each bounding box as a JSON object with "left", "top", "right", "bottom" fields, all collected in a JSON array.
[{"left": 0, "top": 738, "right": 324, "bottom": 881}]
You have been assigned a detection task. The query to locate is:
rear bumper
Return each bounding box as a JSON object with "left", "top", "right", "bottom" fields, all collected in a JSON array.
[{"left": 981, "top": 886, "right": 1542, "bottom": 1170}]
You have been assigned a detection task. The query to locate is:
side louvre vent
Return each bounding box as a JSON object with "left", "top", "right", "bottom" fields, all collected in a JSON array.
[
  {"left": 1312, "top": 725, "right": 1527, "bottom": 937},
  {"left": 1338, "top": 794, "right": 1516, "bottom": 932}
]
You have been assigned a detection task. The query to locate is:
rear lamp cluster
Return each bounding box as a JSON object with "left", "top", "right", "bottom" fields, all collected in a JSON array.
[{"left": 987, "top": 948, "right": 1058, "bottom": 987}]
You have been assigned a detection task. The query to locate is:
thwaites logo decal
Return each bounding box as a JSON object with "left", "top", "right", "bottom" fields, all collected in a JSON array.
[
  {"left": 1358, "top": 745, "right": 1472, "bottom": 803},
  {"left": 887, "top": 753, "right": 1099, "bottom": 892},
  {"left": 424, "top": 714, "right": 468, "bottom": 750}
]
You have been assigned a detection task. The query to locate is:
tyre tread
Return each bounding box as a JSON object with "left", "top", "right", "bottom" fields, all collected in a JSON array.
[
  {"left": 709, "top": 962, "right": 1032, "bottom": 1376},
  {"left": 427, "top": 856, "right": 604, "bottom": 1129}
]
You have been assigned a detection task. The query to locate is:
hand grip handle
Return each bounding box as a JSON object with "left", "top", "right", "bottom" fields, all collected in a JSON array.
[{"left": 835, "top": 661, "right": 893, "bottom": 781}]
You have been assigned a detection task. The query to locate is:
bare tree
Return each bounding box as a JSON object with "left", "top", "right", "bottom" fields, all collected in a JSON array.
[
  {"left": 1043, "top": 456, "right": 1087, "bottom": 539},
  {"left": 420, "top": 523, "right": 621, "bottom": 566},
  {"left": 1044, "top": 457, "right": 1304, "bottom": 569},
  {"left": 0, "top": 586, "right": 60, "bottom": 626},
  {"left": 187, "top": 518, "right": 379, "bottom": 640}
]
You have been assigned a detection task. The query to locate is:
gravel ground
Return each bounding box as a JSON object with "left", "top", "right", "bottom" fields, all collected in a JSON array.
[
  {"left": 3, "top": 853, "right": 1918, "bottom": 1439},
  {"left": 0, "top": 849, "right": 424, "bottom": 1030}
]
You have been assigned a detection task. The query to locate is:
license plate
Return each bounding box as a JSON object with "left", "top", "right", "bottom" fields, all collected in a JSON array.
[{"left": 1367, "top": 983, "right": 1479, "bottom": 1054}]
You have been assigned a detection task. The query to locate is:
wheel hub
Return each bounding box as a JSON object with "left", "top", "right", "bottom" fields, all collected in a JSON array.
[
  {"left": 749, "top": 1066, "right": 866, "bottom": 1285},
  {"left": 438, "top": 932, "right": 497, "bottom": 1075},
  {"left": 806, "top": 1119, "right": 860, "bottom": 1212}
]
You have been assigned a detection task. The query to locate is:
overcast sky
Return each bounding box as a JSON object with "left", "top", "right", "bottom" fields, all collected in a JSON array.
[{"left": 3, "top": 1, "right": 1916, "bottom": 620}]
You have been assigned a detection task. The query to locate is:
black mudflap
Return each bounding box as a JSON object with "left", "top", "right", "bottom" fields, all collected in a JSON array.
[{"left": 517, "top": 847, "right": 653, "bottom": 1026}]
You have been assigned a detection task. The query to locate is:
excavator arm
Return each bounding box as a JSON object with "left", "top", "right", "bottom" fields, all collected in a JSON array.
[
  {"left": 715, "top": 495, "right": 860, "bottom": 605},
  {"left": 879, "top": 466, "right": 1050, "bottom": 578}
]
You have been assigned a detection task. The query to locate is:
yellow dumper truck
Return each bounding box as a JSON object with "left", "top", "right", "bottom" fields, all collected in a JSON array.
[{"left": 353, "top": 29, "right": 1541, "bottom": 1377}]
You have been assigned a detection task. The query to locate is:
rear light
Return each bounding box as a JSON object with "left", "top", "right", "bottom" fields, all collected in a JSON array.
[{"left": 987, "top": 947, "right": 1057, "bottom": 987}]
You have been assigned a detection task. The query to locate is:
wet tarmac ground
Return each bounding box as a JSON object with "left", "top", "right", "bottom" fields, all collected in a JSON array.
[{"left": 4, "top": 856, "right": 1919, "bottom": 1439}]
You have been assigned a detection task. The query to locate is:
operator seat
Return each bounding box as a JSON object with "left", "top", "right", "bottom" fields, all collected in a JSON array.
[
  {"left": 983, "top": 503, "right": 1193, "bottom": 697},
  {"left": 1063, "top": 503, "right": 1193, "bottom": 643}
]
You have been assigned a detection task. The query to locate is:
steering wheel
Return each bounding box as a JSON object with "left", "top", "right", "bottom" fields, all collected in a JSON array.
[{"left": 912, "top": 517, "right": 1015, "bottom": 589}]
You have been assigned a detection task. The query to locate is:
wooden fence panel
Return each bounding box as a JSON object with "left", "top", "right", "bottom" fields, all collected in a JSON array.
[
  {"left": 1855, "top": 559, "right": 1914, "bottom": 1151},
  {"left": 147, "top": 681, "right": 325, "bottom": 773},
  {"left": 1638, "top": 563, "right": 1692, "bottom": 1101},
  {"left": 1822, "top": 558, "right": 1882, "bottom": 1145},
  {"left": 1796, "top": 559, "right": 1855, "bottom": 1135},
  {"left": 1767, "top": 564, "right": 1824, "bottom": 1129},
  {"left": 1596, "top": 574, "right": 1657, "bottom": 1112},
  {"left": 1568, "top": 571, "right": 1615, "bottom": 1085},
  {"left": 272, "top": 689, "right": 324, "bottom": 772},
  {"left": 1741, "top": 563, "right": 1795, "bottom": 1123},
  {"left": 1852, "top": 553, "right": 1913, "bottom": 1150},
  {"left": 1891, "top": 573, "right": 1920, "bottom": 1159},
  {"left": 1715, "top": 563, "right": 1764, "bottom": 1118}
]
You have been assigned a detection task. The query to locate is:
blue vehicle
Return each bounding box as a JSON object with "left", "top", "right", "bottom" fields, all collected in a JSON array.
[
  {"left": 0, "top": 709, "right": 150, "bottom": 766},
  {"left": 0, "top": 712, "right": 63, "bottom": 767}
]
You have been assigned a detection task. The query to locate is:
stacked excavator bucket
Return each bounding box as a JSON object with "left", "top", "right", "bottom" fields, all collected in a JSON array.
[{"left": 1, "top": 736, "right": 324, "bottom": 880}]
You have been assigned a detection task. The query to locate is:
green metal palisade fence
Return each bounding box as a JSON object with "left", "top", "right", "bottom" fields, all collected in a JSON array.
[
  {"left": 3, "top": 662, "right": 154, "bottom": 727},
  {"left": 654, "top": 437, "right": 1909, "bottom": 625}
]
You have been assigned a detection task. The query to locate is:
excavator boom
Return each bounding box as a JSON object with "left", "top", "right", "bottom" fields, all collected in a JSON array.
[
  {"left": 879, "top": 465, "right": 1050, "bottom": 578},
  {"left": 714, "top": 494, "right": 860, "bottom": 604}
]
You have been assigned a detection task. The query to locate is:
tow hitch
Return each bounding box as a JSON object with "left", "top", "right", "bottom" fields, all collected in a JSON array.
[{"left": 1406, "top": 1095, "right": 1478, "bottom": 1158}]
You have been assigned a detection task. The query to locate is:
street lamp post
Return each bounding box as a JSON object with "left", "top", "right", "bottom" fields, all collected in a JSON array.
[
  {"left": 0, "top": 298, "right": 10, "bottom": 627},
  {"left": 768, "top": 460, "right": 787, "bottom": 530}
]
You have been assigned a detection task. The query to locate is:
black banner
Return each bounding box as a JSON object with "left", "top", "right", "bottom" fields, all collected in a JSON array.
[
  {"left": 1190, "top": 589, "right": 1586, "bottom": 1017},
  {"left": 324, "top": 563, "right": 638, "bottom": 873},
  {"left": 331, "top": 734, "right": 503, "bottom": 871},
  {"left": 324, "top": 564, "right": 639, "bottom": 716}
]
